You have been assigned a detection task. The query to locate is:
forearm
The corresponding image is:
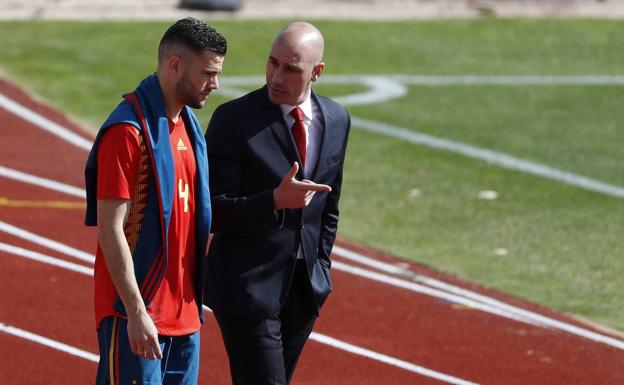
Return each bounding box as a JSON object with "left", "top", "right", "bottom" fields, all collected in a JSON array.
[
  {"left": 98, "top": 225, "right": 146, "bottom": 316},
  {"left": 97, "top": 200, "right": 146, "bottom": 317},
  {"left": 211, "top": 189, "right": 281, "bottom": 232}
]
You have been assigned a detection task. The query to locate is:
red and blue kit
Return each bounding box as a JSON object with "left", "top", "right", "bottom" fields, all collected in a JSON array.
[
  {"left": 85, "top": 75, "right": 211, "bottom": 385},
  {"left": 94, "top": 117, "right": 200, "bottom": 336}
]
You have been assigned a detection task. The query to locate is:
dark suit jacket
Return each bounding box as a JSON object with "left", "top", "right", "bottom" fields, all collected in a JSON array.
[{"left": 204, "top": 86, "right": 350, "bottom": 319}]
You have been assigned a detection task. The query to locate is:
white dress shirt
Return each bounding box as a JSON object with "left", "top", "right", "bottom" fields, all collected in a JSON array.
[
  {"left": 280, "top": 93, "right": 323, "bottom": 179},
  {"left": 280, "top": 92, "right": 324, "bottom": 259}
]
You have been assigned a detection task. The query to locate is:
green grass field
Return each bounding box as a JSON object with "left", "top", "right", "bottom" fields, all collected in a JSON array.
[{"left": 0, "top": 19, "right": 622, "bottom": 331}]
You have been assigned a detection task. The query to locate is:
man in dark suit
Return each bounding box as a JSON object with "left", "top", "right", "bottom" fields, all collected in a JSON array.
[{"left": 204, "top": 21, "right": 351, "bottom": 385}]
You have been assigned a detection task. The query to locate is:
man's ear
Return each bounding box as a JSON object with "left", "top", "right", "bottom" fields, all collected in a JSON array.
[
  {"left": 167, "top": 55, "right": 183, "bottom": 75},
  {"left": 311, "top": 62, "right": 325, "bottom": 82}
]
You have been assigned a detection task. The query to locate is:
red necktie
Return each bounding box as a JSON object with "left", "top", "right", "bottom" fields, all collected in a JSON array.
[{"left": 289, "top": 106, "right": 306, "bottom": 167}]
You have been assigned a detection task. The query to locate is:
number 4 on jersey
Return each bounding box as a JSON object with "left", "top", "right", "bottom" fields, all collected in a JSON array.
[{"left": 178, "top": 178, "right": 189, "bottom": 213}]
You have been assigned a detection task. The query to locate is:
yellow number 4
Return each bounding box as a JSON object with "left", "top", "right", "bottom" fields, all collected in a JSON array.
[{"left": 178, "top": 179, "right": 189, "bottom": 213}]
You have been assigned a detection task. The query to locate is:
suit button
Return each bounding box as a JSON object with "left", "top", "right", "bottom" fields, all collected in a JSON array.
[{"left": 300, "top": 224, "right": 305, "bottom": 230}]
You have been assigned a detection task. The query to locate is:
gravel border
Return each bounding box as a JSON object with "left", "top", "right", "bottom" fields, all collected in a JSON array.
[{"left": 1, "top": 0, "right": 623, "bottom": 21}]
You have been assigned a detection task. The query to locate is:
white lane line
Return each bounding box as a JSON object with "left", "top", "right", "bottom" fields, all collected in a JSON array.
[
  {"left": 0, "top": 219, "right": 524, "bottom": 325},
  {"left": 0, "top": 165, "right": 85, "bottom": 198},
  {"left": 333, "top": 245, "right": 407, "bottom": 275},
  {"left": 1, "top": 244, "right": 469, "bottom": 384},
  {"left": 390, "top": 74, "right": 624, "bottom": 86},
  {"left": 4, "top": 216, "right": 624, "bottom": 351},
  {"left": 309, "top": 333, "right": 479, "bottom": 385},
  {"left": 203, "top": 304, "right": 480, "bottom": 384},
  {"left": 333, "top": 261, "right": 624, "bottom": 351},
  {"left": 351, "top": 117, "right": 624, "bottom": 199},
  {"left": 220, "top": 75, "right": 624, "bottom": 106},
  {"left": 4, "top": 80, "right": 624, "bottom": 200},
  {"left": 0, "top": 220, "right": 94, "bottom": 264},
  {"left": 334, "top": 245, "right": 572, "bottom": 327},
  {"left": 334, "top": 245, "right": 624, "bottom": 349},
  {"left": 0, "top": 92, "right": 92, "bottom": 151},
  {"left": 332, "top": 261, "right": 535, "bottom": 325},
  {"left": 222, "top": 75, "right": 624, "bottom": 86},
  {"left": 0, "top": 241, "right": 93, "bottom": 276},
  {"left": 0, "top": 322, "right": 99, "bottom": 362},
  {"left": 2, "top": 95, "right": 623, "bottom": 349}
]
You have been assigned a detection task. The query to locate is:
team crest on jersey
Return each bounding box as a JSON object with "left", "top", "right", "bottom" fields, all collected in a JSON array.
[{"left": 176, "top": 138, "right": 187, "bottom": 151}]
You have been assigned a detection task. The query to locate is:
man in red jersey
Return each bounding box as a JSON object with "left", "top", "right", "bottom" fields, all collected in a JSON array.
[{"left": 84, "top": 17, "right": 225, "bottom": 385}]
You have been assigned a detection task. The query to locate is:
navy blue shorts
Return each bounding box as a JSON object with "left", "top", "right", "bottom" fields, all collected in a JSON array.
[{"left": 95, "top": 317, "right": 200, "bottom": 385}]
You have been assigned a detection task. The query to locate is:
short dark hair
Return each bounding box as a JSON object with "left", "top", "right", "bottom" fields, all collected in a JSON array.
[{"left": 158, "top": 17, "right": 227, "bottom": 61}]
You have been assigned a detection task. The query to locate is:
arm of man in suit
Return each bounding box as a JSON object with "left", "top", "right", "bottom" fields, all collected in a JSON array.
[
  {"left": 205, "top": 106, "right": 277, "bottom": 232},
  {"left": 206, "top": 106, "right": 331, "bottom": 232},
  {"left": 274, "top": 162, "right": 331, "bottom": 209}
]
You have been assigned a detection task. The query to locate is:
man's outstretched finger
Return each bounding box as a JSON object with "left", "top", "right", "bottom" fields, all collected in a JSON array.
[{"left": 303, "top": 183, "right": 332, "bottom": 192}]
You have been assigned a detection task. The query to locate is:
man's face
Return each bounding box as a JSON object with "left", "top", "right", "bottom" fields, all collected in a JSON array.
[
  {"left": 266, "top": 42, "right": 322, "bottom": 106},
  {"left": 176, "top": 50, "right": 224, "bottom": 109}
]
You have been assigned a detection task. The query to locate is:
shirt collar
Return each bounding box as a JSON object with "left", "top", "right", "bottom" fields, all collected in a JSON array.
[{"left": 280, "top": 91, "right": 313, "bottom": 121}]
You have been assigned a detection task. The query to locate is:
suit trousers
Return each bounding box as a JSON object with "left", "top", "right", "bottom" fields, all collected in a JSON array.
[{"left": 214, "top": 259, "right": 318, "bottom": 385}]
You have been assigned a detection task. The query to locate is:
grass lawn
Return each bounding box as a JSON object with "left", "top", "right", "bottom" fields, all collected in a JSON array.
[{"left": 0, "top": 19, "right": 622, "bottom": 331}]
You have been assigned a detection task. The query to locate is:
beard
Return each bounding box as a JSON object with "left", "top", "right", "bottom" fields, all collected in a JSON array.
[{"left": 176, "top": 74, "right": 206, "bottom": 109}]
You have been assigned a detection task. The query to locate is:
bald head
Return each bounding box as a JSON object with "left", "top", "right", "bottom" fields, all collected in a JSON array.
[
  {"left": 272, "top": 22, "right": 325, "bottom": 64},
  {"left": 266, "top": 22, "right": 326, "bottom": 105}
]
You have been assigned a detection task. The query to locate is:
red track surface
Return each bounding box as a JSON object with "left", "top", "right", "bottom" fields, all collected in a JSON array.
[{"left": 1, "top": 78, "right": 623, "bottom": 385}]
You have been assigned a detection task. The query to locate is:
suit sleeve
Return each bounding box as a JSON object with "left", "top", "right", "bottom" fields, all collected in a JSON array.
[
  {"left": 205, "top": 105, "right": 281, "bottom": 232},
  {"left": 317, "top": 112, "right": 351, "bottom": 269}
]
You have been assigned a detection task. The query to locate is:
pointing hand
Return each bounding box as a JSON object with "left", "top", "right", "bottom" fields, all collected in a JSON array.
[{"left": 273, "top": 162, "right": 332, "bottom": 209}]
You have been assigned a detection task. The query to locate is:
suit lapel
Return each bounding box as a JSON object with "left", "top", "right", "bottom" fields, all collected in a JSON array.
[
  {"left": 261, "top": 87, "right": 305, "bottom": 175},
  {"left": 260, "top": 87, "right": 332, "bottom": 180},
  {"left": 311, "top": 92, "right": 333, "bottom": 181},
  {"left": 270, "top": 120, "right": 303, "bottom": 166}
]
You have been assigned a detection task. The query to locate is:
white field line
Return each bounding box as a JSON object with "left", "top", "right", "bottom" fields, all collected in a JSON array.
[
  {"left": 202, "top": 305, "right": 481, "bottom": 385},
  {"left": 389, "top": 74, "right": 624, "bottom": 86},
  {"left": 333, "top": 245, "right": 407, "bottom": 275},
  {"left": 351, "top": 116, "right": 624, "bottom": 199},
  {"left": 0, "top": 92, "right": 92, "bottom": 151},
  {"left": 332, "top": 261, "right": 535, "bottom": 325},
  {"left": 220, "top": 75, "right": 408, "bottom": 106},
  {"left": 0, "top": 243, "right": 474, "bottom": 384},
  {"left": 2, "top": 83, "right": 624, "bottom": 347},
  {"left": 219, "top": 75, "right": 624, "bottom": 106},
  {"left": 0, "top": 322, "right": 99, "bottom": 362},
  {"left": 221, "top": 74, "right": 624, "bottom": 199},
  {"left": 333, "top": 245, "right": 555, "bottom": 322},
  {"left": 308, "top": 332, "right": 480, "bottom": 385},
  {"left": 0, "top": 220, "right": 95, "bottom": 264},
  {"left": 2, "top": 317, "right": 480, "bottom": 385},
  {"left": 0, "top": 165, "right": 85, "bottom": 198},
  {"left": 5, "top": 216, "right": 624, "bottom": 351},
  {"left": 333, "top": 261, "right": 624, "bottom": 351},
  {"left": 0, "top": 241, "right": 93, "bottom": 276},
  {"left": 4, "top": 79, "right": 624, "bottom": 201},
  {"left": 334, "top": 246, "right": 624, "bottom": 350},
  {"left": 1, "top": 220, "right": 526, "bottom": 325},
  {"left": 221, "top": 74, "right": 624, "bottom": 88}
]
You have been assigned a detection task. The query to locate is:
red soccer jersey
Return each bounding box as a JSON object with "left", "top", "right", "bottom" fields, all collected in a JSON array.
[{"left": 94, "top": 119, "right": 200, "bottom": 336}]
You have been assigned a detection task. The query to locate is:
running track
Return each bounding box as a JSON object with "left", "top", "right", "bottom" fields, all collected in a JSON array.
[{"left": 0, "top": 78, "right": 623, "bottom": 385}]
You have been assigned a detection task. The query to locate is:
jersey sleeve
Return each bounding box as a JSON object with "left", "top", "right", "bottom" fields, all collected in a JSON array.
[{"left": 96, "top": 124, "right": 142, "bottom": 200}]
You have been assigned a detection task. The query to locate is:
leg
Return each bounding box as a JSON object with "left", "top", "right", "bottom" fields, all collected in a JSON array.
[
  {"left": 280, "top": 260, "right": 318, "bottom": 384},
  {"left": 95, "top": 316, "right": 162, "bottom": 385},
  {"left": 214, "top": 313, "right": 287, "bottom": 385},
  {"left": 161, "top": 332, "right": 200, "bottom": 385}
]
